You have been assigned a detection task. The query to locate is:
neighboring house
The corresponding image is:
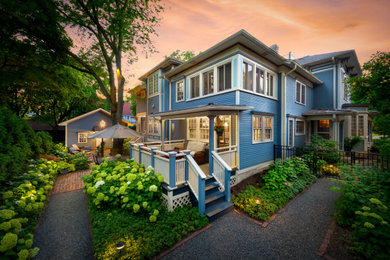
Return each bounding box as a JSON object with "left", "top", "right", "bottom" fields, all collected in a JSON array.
[
  {"left": 131, "top": 84, "right": 147, "bottom": 135},
  {"left": 130, "top": 30, "right": 376, "bottom": 217},
  {"left": 122, "top": 102, "right": 136, "bottom": 125},
  {"left": 59, "top": 108, "right": 128, "bottom": 149},
  {"left": 25, "top": 120, "right": 65, "bottom": 143}
]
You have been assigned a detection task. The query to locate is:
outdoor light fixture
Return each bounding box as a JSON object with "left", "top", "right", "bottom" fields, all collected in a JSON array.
[
  {"left": 255, "top": 198, "right": 261, "bottom": 204},
  {"left": 99, "top": 120, "right": 106, "bottom": 129},
  {"left": 224, "top": 122, "right": 228, "bottom": 127}
]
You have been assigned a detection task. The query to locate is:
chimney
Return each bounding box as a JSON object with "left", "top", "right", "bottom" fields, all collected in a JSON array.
[
  {"left": 269, "top": 44, "right": 279, "bottom": 53},
  {"left": 288, "top": 51, "right": 296, "bottom": 60}
]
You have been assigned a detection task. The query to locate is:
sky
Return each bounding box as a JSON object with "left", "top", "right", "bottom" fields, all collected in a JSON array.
[{"left": 122, "top": 0, "right": 390, "bottom": 93}]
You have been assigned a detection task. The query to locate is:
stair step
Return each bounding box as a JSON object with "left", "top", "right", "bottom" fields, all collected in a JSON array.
[
  {"left": 205, "top": 201, "right": 234, "bottom": 222},
  {"left": 205, "top": 182, "right": 219, "bottom": 195},
  {"left": 205, "top": 176, "right": 216, "bottom": 185},
  {"left": 205, "top": 190, "right": 224, "bottom": 204}
]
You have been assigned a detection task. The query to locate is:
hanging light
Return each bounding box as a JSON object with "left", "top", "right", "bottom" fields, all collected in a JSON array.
[{"left": 99, "top": 120, "right": 106, "bottom": 129}]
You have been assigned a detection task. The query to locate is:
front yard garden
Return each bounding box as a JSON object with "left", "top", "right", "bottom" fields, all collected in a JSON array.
[{"left": 82, "top": 157, "right": 209, "bottom": 259}]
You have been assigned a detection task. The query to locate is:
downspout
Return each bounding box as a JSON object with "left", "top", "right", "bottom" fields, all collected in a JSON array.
[
  {"left": 281, "top": 62, "right": 297, "bottom": 146},
  {"left": 332, "top": 57, "right": 337, "bottom": 110}
]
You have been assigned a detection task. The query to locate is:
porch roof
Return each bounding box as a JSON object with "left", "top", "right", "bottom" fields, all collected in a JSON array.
[
  {"left": 302, "top": 109, "right": 353, "bottom": 117},
  {"left": 150, "top": 104, "right": 253, "bottom": 119}
]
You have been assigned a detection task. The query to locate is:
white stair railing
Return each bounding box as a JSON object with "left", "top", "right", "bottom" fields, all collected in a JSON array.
[
  {"left": 211, "top": 151, "right": 232, "bottom": 202},
  {"left": 186, "top": 154, "right": 206, "bottom": 214}
]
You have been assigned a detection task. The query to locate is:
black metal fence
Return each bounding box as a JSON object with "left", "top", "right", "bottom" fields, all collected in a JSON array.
[{"left": 274, "top": 145, "right": 390, "bottom": 174}]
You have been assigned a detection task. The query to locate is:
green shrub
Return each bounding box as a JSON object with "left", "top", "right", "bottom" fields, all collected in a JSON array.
[
  {"left": 0, "top": 159, "right": 70, "bottom": 259},
  {"left": 82, "top": 159, "right": 164, "bottom": 221},
  {"left": 372, "top": 138, "right": 390, "bottom": 155},
  {"left": 50, "top": 143, "right": 69, "bottom": 161},
  {"left": 68, "top": 153, "right": 91, "bottom": 171},
  {"left": 344, "top": 136, "right": 362, "bottom": 152},
  {"left": 331, "top": 165, "right": 390, "bottom": 259},
  {"left": 31, "top": 131, "right": 54, "bottom": 156},
  {"left": 90, "top": 204, "right": 208, "bottom": 260}
]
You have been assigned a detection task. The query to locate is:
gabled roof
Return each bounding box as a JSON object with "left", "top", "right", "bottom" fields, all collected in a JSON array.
[
  {"left": 122, "top": 103, "right": 131, "bottom": 116},
  {"left": 138, "top": 57, "right": 183, "bottom": 81},
  {"left": 296, "top": 50, "right": 362, "bottom": 76},
  {"left": 164, "top": 30, "right": 322, "bottom": 85},
  {"left": 59, "top": 108, "right": 128, "bottom": 126}
]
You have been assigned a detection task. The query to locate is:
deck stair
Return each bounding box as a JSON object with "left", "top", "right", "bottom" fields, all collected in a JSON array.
[{"left": 204, "top": 176, "right": 233, "bottom": 221}]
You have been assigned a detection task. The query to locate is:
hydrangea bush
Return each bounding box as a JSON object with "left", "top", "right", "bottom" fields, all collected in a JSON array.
[
  {"left": 0, "top": 159, "right": 70, "bottom": 259},
  {"left": 82, "top": 159, "right": 164, "bottom": 222}
]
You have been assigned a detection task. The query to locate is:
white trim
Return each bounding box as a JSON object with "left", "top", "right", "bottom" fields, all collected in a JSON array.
[
  {"left": 169, "top": 81, "right": 172, "bottom": 111},
  {"left": 288, "top": 118, "right": 294, "bottom": 147},
  {"left": 185, "top": 88, "right": 236, "bottom": 102},
  {"left": 186, "top": 117, "right": 209, "bottom": 142},
  {"left": 236, "top": 89, "right": 240, "bottom": 104},
  {"left": 252, "top": 114, "right": 274, "bottom": 144},
  {"left": 295, "top": 80, "right": 306, "bottom": 105},
  {"left": 281, "top": 73, "right": 286, "bottom": 147},
  {"left": 312, "top": 67, "right": 334, "bottom": 74},
  {"left": 78, "top": 132, "right": 89, "bottom": 144},
  {"left": 333, "top": 65, "right": 336, "bottom": 110},
  {"left": 295, "top": 119, "right": 305, "bottom": 136},
  {"left": 59, "top": 108, "right": 112, "bottom": 126},
  {"left": 176, "top": 80, "right": 185, "bottom": 103},
  {"left": 238, "top": 89, "right": 278, "bottom": 101}
]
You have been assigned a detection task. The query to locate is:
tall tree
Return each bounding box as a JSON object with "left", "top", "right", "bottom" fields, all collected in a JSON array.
[
  {"left": 166, "top": 50, "right": 196, "bottom": 61},
  {"left": 347, "top": 51, "right": 390, "bottom": 135},
  {"left": 1, "top": 0, "right": 164, "bottom": 148}
]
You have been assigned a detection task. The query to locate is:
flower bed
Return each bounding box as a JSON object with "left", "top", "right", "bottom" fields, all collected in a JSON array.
[
  {"left": 0, "top": 159, "right": 73, "bottom": 259},
  {"left": 83, "top": 158, "right": 209, "bottom": 258},
  {"left": 232, "top": 157, "right": 317, "bottom": 221}
]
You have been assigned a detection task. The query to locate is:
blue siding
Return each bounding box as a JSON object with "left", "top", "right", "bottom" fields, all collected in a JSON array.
[
  {"left": 238, "top": 91, "right": 280, "bottom": 169},
  {"left": 170, "top": 89, "right": 236, "bottom": 110},
  {"left": 313, "top": 68, "right": 334, "bottom": 109},
  {"left": 285, "top": 76, "right": 314, "bottom": 116},
  {"left": 148, "top": 95, "right": 160, "bottom": 115},
  {"left": 295, "top": 135, "right": 306, "bottom": 147},
  {"left": 170, "top": 120, "right": 186, "bottom": 140},
  {"left": 67, "top": 111, "right": 113, "bottom": 148}
]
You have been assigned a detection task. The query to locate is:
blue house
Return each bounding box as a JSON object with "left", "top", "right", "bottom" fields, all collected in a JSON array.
[{"left": 130, "top": 30, "right": 375, "bottom": 218}]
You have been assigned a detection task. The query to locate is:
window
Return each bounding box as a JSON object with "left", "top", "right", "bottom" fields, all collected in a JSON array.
[
  {"left": 266, "top": 73, "right": 275, "bottom": 97},
  {"left": 147, "top": 72, "right": 159, "bottom": 96},
  {"left": 295, "top": 81, "right": 306, "bottom": 105},
  {"left": 256, "top": 68, "right": 265, "bottom": 94},
  {"left": 78, "top": 132, "right": 88, "bottom": 143},
  {"left": 190, "top": 75, "right": 200, "bottom": 98},
  {"left": 296, "top": 120, "right": 305, "bottom": 135},
  {"left": 288, "top": 119, "right": 294, "bottom": 147},
  {"left": 217, "top": 63, "right": 231, "bottom": 91},
  {"left": 199, "top": 118, "right": 209, "bottom": 140},
  {"left": 243, "top": 62, "right": 253, "bottom": 91},
  {"left": 351, "top": 115, "right": 357, "bottom": 136},
  {"left": 203, "top": 70, "right": 214, "bottom": 96},
  {"left": 176, "top": 80, "right": 184, "bottom": 102},
  {"left": 148, "top": 118, "right": 160, "bottom": 135},
  {"left": 358, "top": 115, "right": 364, "bottom": 136},
  {"left": 318, "top": 120, "right": 330, "bottom": 139},
  {"left": 252, "top": 115, "right": 273, "bottom": 143},
  {"left": 188, "top": 118, "right": 197, "bottom": 139}
]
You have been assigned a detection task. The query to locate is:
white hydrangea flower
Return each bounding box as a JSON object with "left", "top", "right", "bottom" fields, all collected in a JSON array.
[
  {"left": 95, "top": 180, "right": 105, "bottom": 188},
  {"left": 127, "top": 181, "right": 131, "bottom": 185}
]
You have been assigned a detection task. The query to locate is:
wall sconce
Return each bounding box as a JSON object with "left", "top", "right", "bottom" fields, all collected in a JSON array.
[
  {"left": 99, "top": 120, "right": 106, "bottom": 129},
  {"left": 224, "top": 122, "right": 228, "bottom": 127}
]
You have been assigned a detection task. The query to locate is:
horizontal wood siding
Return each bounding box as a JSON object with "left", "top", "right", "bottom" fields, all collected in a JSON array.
[
  {"left": 313, "top": 69, "right": 334, "bottom": 109},
  {"left": 238, "top": 91, "right": 280, "bottom": 169},
  {"left": 148, "top": 95, "right": 160, "bottom": 115},
  {"left": 170, "top": 90, "right": 236, "bottom": 110}
]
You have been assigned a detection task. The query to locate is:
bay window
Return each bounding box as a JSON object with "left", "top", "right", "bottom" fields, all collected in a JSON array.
[
  {"left": 243, "top": 61, "right": 253, "bottom": 91},
  {"left": 217, "top": 63, "right": 231, "bottom": 91}
]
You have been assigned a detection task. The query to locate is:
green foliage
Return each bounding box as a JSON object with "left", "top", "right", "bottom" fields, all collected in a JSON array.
[
  {"left": 344, "top": 136, "right": 362, "bottom": 152},
  {"left": 90, "top": 204, "right": 208, "bottom": 260},
  {"left": 68, "top": 153, "right": 91, "bottom": 171},
  {"left": 50, "top": 143, "right": 69, "bottom": 161},
  {"left": 372, "top": 137, "right": 390, "bottom": 155},
  {"left": 306, "top": 134, "right": 339, "bottom": 151},
  {"left": 82, "top": 159, "right": 164, "bottom": 221},
  {"left": 331, "top": 165, "right": 390, "bottom": 259},
  {"left": 0, "top": 107, "right": 36, "bottom": 183},
  {"left": 233, "top": 170, "right": 316, "bottom": 221},
  {"left": 0, "top": 159, "right": 69, "bottom": 258},
  {"left": 263, "top": 157, "right": 309, "bottom": 191},
  {"left": 31, "top": 132, "right": 54, "bottom": 156},
  {"left": 166, "top": 50, "right": 196, "bottom": 61}
]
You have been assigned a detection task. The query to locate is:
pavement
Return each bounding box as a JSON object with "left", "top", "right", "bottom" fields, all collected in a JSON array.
[
  {"left": 163, "top": 178, "right": 339, "bottom": 260},
  {"left": 32, "top": 171, "right": 93, "bottom": 260}
]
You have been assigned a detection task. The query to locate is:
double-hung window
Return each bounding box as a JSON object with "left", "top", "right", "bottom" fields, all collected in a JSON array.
[
  {"left": 296, "top": 120, "right": 305, "bottom": 135},
  {"left": 188, "top": 118, "right": 197, "bottom": 139},
  {"left": 295, "top": 81, "right": 306, "bottom": 105},
  {"left": 147, "top": 72, "right": 159, "bottom": 96},
  {"left": 199, "top": 118, "right": 209, "bottom": 140},
  {"left": 78, "top": 132, "right": 88, "bottom": 143},
  {"left": 148, "top": 118, "right": 160, "bottom": 135},
  {"left": 252, "top": 115, "right": 273, "bottom": 143},
  {"left": 266, "top": 73, "right": 275, "bottom": 97},
  {"left": 255, "top": 68, "right": 265, "bottom": 94},
  {"left": 217, "top": 63, "right": 231, "bottom": 91},
  {"left": 176, "top": 80, "right": 184, "bottom": 102},
  {"left": 243, "top": 61, "right": 254, "bottom": 91},
  {"left": 190, "top": 75, "right": 200, "bottom": 98},
  {"left": 203, "top": 70, "right": 214, "bottom": 96}
]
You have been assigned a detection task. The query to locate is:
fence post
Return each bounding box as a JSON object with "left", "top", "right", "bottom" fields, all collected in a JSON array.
[
  {"left": 168, "top": 152, "right": 177, "bottom": 188},
  {"left": 224, "top": 168, "right": 231, "bottom": 202},
  {"left": 150, "top": 147, "right": 156, "bottom": 169},
  {"left": 313, "top": 149, "right": 317, "bottom": 175},
  {"left": 183, "top": 150, "right": 191, "bottom": 182}
]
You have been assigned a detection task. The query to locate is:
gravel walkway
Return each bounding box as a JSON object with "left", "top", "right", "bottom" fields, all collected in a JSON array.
[
  {"left": 163, "top": 178, "right": 339, "bottom": 260},
  {"left": 32, "top": 190, "right": 93, "bottom": 260}
]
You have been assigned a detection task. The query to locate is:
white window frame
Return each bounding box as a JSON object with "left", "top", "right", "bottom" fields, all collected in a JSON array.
[
  {"left": 295, "top": 119, "right": 305, "bottom": 136},
  {"left": 202, "top": 69, "right": 214, "bottom": 96},
  {"left": 147, "top": 71, "right": 159, "bottom": 97},
  {"left": 147, "top": 117, "right": 160, "bottom": 136},
  {"left": 295, "top": 80, "right": 306, "bottom": 105},
  {"left": 78, "top": 132, "right": 88, "bottom": 144},
  {"left": 241, "top": 56, "right": 277, "bottom": 99},
  {"left": 288, "top": 119, "right": 295, "bottom": 147},
  {"left": 252, "top": 114, "right": 274, "bottom": 144},
  {"left": 189, "top": 74, "right": 200, "bottom": 99},
  {"left": 217, "top": 62, "right": 232, "bottom": 92},
  {"left": 187, "top": 117, "right": 209, "bottom": 142},
  {"left": 176, "top": 80, "right": 184, "bottom": 102}
]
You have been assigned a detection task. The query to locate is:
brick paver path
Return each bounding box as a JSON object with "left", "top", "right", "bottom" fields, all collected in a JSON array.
[{"left": 51, "top": 168, "right": 90, "bottom": 194}]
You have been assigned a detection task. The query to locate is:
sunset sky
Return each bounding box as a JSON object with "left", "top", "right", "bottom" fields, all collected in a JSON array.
[{"left": 123, "top": 0, "right": 390, "bottom": 92}]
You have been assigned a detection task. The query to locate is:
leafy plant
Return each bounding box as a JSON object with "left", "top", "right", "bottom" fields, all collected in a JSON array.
[
  {"left": 344, "top": 136, "right": 362, "bottom": 152},
  {"left": 68, "top": 153, "right": 91, "bottom": 171}
]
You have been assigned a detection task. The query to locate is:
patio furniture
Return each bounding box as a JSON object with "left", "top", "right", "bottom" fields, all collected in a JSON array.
[
  {"left": 68, "top": 147, "right": 79, "bottom": 154},
  {"left": 176, "top": 141, "right": 207, "bottom": 165}
]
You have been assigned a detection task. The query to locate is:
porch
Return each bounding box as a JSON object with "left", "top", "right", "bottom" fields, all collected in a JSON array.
[{"left": 130, "top": 104, "right": 252, "bottom": 217}]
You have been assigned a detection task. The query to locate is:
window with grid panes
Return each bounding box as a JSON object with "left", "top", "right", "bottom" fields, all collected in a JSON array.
[
  {"left": 252, "top": 115, "right": 262, "bottom": 143},
  {"left": 188, "top": 118, "right": 196, "bottom": 139},
  {"left": 199, "top": 118, "right": 209, "bottom": 140},
  {"left": 264, "top": 117, "right": 273, "bottom": 141}
]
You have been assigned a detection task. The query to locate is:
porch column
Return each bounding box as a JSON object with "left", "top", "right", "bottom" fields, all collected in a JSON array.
[
  {"left": 208, "top": 115, "right": 215, "bottom": 175},
  {"left": 161, "top": 119, "right": 165, "bottom": 151}
]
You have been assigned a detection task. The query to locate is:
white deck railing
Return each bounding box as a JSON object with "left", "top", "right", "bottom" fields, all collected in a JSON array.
[
  {"left": 215, "top": 145, "right": 238, "bottom": 169},
  {"left": 154, "top": 155, "right": 170, "bottom": 184},
  {"left": 186, "top": 154, "right": 206, "bottom": 200},
  {"left": 176, "top": 158, "right": 186, "bottom": 185}
]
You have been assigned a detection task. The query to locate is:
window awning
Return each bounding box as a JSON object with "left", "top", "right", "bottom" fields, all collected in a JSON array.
[{"left": 149, "top": 104, "right": 253, "bottom": 120}]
